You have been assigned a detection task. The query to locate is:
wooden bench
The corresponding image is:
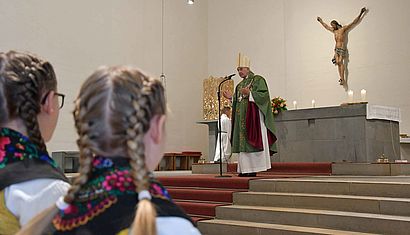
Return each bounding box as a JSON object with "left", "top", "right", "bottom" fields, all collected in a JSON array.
[
  {"left": 178, "top": 151, "right": 202, "bottom": 170},
  {"left": 156, "top": 152, "right": 202, "bottom": 171},
  {"left": 156, "top": 152, "right": 177, "bottom": 171}
]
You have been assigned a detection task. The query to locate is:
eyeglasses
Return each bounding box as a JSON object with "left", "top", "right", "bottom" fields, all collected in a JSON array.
[{"left": 41, "top": 91, "right": 65, "bottom": 109}]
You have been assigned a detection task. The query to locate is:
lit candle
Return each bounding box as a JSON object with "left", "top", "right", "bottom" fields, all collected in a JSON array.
[
  {"left": 348, "top": 90, "right": 354, "bottom": 103},
  {"left": 312, "top": 99, "right": 316, "bottom": 108},
  {"left": 360, "top": 89, "right": 366, "bottom": 102},
  {"left": 293, "top": 101, "right": 297, "bottom": 109}
]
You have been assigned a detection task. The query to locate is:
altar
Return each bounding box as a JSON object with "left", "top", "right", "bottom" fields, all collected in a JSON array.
[
  {"left": 274, "top": 103, "right": 401, "bottom": 163},
  {"left": 198, "top": 103, "right": 401, "bottom": 163},
  {"left": 197, "top": 120, "right": 218, "bottom": 162}
]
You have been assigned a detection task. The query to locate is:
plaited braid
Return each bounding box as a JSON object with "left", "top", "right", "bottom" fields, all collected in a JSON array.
[
  {"left": 128, "top": 74, "right": 166, "bottom": 235},
  {"left": 127, "top": 75, "right": 163, "bottom": 192},
  {"left": 64, "top": 100, "right": 94, "bottom": 203},
  {"left": 0, "top": 51, "right": 57, "bottom": 152},
  {"left": 127, "top": 95, "right": 151, "bottom": 194}
]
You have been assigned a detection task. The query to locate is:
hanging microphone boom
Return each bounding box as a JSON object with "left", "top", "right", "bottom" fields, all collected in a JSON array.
[{"left": 225, "top": 74, "right": 236, "bottom": 79}]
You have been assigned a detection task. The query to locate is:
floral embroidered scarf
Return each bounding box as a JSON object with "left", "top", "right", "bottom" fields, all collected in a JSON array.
[
  {"left": 0, "top": 127, "right": 57, "bottom": 169},
  {"left": 52, "top": 156, "right": 179, "bottom": 232}
]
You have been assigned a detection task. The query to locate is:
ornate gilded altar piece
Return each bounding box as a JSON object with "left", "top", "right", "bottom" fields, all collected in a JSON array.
[{"left": 202, "top": 76, "right": 234, "bottom": 120}]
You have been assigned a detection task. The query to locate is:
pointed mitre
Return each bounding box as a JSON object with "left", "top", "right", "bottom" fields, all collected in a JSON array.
[{"left": 237, "top": 52, "right": 250, "bottom": 68}]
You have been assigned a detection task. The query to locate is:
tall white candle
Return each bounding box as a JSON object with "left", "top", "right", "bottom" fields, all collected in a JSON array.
[
  {"left": 348, "top": 90, "right": 354, "bottom": 103},
  {"left": 312, "top": 99, "right": 316, "bottom": 108},
  {"left": 293, "top": 101, "right": 297, "bottom": 109},
  {"left": 360, "top": 89, "right": 367, "bottom": 102}
]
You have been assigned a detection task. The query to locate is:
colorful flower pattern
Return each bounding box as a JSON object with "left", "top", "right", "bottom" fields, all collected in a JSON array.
[
  {"left": 53, "top": 156, "right": 171, "bottom": 231},
  {"left": 0, "top": 128, "right": 57, "bottom": 169}
]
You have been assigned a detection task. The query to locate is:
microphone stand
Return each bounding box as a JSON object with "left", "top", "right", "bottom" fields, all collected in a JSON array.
[{"left": 216, "top": 77, "right": 232, "bottom": 178}]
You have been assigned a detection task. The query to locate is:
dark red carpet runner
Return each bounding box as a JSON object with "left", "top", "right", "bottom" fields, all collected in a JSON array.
[{"left": 157, "top": 162, "right": 332, "bottom": 223}]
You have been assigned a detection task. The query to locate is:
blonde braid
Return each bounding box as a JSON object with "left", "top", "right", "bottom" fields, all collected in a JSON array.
[
  {"left": 126, "top": 90, "right": 155, "bottom": 235},
  {"left": 64, "top": 101, "right": 94, "bottom": 203}
]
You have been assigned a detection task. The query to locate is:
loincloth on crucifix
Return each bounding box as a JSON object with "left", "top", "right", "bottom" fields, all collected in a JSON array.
[{"left": 332, "top": 47, "right": 347, "bottom": 65}]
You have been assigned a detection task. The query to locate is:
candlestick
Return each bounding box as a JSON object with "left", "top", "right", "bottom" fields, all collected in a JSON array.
[
  {"left": 348, "top": 90, "right": 354, "bottom": 103},
  {"left": 312, "top": 99, "right": 316, "bottom": 108},
  {"left": 293, "top": 101, "right": 297, "bottom": 109},
  {"left": 360, "top": 89, "right": 366, "bottom": 102}
]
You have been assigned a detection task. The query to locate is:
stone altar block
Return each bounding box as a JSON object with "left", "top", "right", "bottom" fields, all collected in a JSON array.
[
  {"left": 197, "top": 120, "right": 218, "bottom": 162},
  {"left": 274, "top": 104, "right": 400, "bottom": 163}
]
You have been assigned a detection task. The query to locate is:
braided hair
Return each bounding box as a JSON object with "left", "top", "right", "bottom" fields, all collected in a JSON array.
[
  {"left": 17, "top": 66, "right": 166, "bottom": 235},
  {"left": 74, "top": 66, "right": 166, "bottom": 235},
  {"left": 0, "top": 50, "right": 57, "bottom": 152}
]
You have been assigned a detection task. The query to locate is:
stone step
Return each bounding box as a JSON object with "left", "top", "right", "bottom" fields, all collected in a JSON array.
[
  {"left": 250, "top": 178, "right": 410, "bottom": 198},
  {"left": 198, "top": 219, "right": 378, "bottom": 235},
  {"left": 332, "top": 163, "right": 410, "bottom": 176},
  {"left": 215, "top": 205, "right": 410, "bottom": 234},
  {"left": 234, "top": 191, "right": 410, "bottom": 216}
]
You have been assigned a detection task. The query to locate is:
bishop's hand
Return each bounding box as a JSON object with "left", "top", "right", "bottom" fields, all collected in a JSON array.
[{"left": 240, "top": 87, "right": 250, "bottom": 97}]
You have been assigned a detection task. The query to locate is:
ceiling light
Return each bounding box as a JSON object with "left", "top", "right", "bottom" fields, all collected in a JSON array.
[{"left": 188, "top": 0, "right": 194, "bottom": 5}]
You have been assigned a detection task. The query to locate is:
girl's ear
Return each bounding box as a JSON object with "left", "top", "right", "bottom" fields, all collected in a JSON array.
[
  {"left": 41, "top": 91, "right": 56, "bottom": 114},
  {"left": 148, "top": 115, "right": 166, "bottom": 144}
]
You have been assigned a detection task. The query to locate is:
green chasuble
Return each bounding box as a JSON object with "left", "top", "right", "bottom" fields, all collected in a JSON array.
[{"left": 231, "top": 71, "right": 277, "bottom": 154}]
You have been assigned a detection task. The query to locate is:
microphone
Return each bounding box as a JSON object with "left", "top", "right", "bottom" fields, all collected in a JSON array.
[{"left": 225, "top": 74, "right": 236, "bottom": 79}]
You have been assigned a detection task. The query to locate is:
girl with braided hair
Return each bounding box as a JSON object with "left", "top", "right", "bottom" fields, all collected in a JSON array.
[
  {"left": 0, "top": 51, "right": 70, "bottom": 234},
  {"left": 18, "top": 66, "right": 200, "bottom": 235}
]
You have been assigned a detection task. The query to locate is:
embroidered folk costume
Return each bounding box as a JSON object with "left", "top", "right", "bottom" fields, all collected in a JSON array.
[
  {"left": 0, "top": 128, "right": 69, "bottom": 234},
  {"left": 46, "top": 156, "right": 196, "bottom": 235}
]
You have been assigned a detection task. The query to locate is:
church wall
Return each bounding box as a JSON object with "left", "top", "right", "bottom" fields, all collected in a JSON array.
[
  {"left": 0, "top": 0, "right": 209, "bottom": 155},
  {"left": 208, "top": 0, "right": 410, "bottom": 138},
  {"left": 1, "top": 0, "right": 408, "bottom": 160},
  {"left": 208, "top": 0, "right": 287, "bottom": 99}
]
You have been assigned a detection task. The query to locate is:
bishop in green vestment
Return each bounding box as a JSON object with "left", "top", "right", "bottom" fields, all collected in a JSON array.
[{"left": 229, "top": 53, "right": 277, "bottom": 176}]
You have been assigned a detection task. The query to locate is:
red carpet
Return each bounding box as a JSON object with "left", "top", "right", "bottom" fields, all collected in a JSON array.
[
  {"left": 168, "top": 188, "right": 240, "bottom": 202},
  {"left": 158, "top": 175, "right": 251, "bottom": 189},
  {"left": 157, "top": 162, "right": 332, "bottom": 223}
]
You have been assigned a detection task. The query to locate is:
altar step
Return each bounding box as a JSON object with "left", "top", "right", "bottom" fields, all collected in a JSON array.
[
  {"left": 201, "top": 219, "right": 376, "bottom": 235},
  {"left": 198, "top": 177, "right": 410, "bottom": 234},
  {"left": 250, "top": 178, "right": 410, "bottom": 198},
  {"left": 234, "top": 191, "right": 410, "bottom": 216},
  {"left": 192, "top": 162, "right": 410, "bottom": 176},
  {"left": 192, "top": 162, "right": 332, "bottom": 175},
  {"left": 158, "top": 174, "right": 315, "bottom": 224}
]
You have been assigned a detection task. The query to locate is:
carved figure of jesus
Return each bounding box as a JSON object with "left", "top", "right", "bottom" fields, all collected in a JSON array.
[{"left": 317, "top": 7, "right": 367, "bottom": 85}]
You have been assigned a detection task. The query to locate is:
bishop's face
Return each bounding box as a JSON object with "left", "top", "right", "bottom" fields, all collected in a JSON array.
[{"left": 237, "top": 67, "right": 250, "bottom": 79}]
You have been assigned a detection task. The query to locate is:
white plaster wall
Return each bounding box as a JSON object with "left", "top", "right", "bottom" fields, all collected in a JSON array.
[
  {"left": 0, "top": 0, "right": 208, "bottom": 155},
  {"left": 208, "top": 0, "right": 410, "bottom": 134},
  {"left": 1, "top": 0, "right": 409, "bottom": 160},
  {"left": 208, "top": 0, "right": 287, "bottom": 98}
]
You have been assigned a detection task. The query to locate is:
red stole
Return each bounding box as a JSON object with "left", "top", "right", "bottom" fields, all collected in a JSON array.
[{"left": 246, "top": 101, "right": 277, "bottom": 151}]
